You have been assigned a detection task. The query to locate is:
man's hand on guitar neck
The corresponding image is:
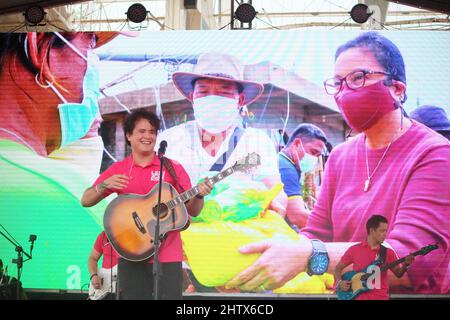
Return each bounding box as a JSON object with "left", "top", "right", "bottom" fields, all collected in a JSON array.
[
  {"left": 392, "top": 253, "right": 415, "bottom": 278},
  {"left": 196, "top": 177, "right": 213, "bottom": 198},
  {"left": 404, "top": 254, "right": 415, "bottom": 267},
  {"left": 186, "top": 177, "right": 213, "bottom": 217}
]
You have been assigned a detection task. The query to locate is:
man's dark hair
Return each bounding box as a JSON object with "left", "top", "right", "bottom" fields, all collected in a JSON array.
[
  {"left": 366, "top": 215, "right": 388, "bottom": 234},
  {"left": 1, "top": 33, "right": 32, "bottom": 75},
  {"left": 335, "top": 31, "right": 407, "bottom": 103},
  {"left": 286, "top": 123, "right": 327, "bottom": 146},
  {"left": 123, "top": 109, "right": 160, "bottom": 145}
]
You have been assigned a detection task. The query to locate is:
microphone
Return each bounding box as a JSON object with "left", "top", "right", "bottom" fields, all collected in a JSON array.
[
  {"left": 158, "top": 140, "right": 167, "bottom": 157},
  {"left": 29, "top": 234, "right": 37, "bottom": 255}
]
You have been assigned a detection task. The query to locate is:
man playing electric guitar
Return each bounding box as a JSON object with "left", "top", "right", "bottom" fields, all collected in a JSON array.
[
  {"left": 81, "top": 110, "right": 213, "bottom": 300},
  {"left": 88, "top": 231, "right": 119, "bottom": 300},
  {"left": 334, "top": 215, "right": 414, "bottom": 300}
]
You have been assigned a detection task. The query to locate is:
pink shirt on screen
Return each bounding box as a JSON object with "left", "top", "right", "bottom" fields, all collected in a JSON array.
[
  {"left": 94, "top": 153, "right": 192, "bottom": 263},
  {"left": 340, "top": 241, "right": 399, "bottom": 300},
  {"left": 93, "top": 231, "right": 120, "bottom": 269},
  {"left": 302, "top": 121, "right": 450, "bottom": 294}
]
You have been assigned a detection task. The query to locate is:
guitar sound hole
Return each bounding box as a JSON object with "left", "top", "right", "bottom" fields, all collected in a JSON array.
[{"left": 152, "top": 204, "right": 168, "bottom": 219}]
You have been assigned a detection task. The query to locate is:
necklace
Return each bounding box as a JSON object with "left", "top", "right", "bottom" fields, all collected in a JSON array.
[{"left": 364, "top": 127, "right": 402, "bottom": 192}]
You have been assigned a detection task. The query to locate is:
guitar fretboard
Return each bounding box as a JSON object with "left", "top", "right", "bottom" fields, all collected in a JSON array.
[
  {"left": 380, "top": 251, "right": 421, "bottom": 272},
  {"left": 165, "top": 166, "right": 236, "bottom": 209},
  {"left": 360, "top": 245, "right": 437, "bottom": 281}
]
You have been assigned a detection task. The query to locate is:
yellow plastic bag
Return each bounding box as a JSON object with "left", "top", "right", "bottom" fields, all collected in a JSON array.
[
  {"left": 181, "top": 210, "right": 299, "bottom": 287},
  {"left": 273, "top": 272, "right": 334, "bottom": 294},
  {"left": 182, "top": 220, "right": 266, "bottom": 287},
  {"left": 181, "top": 181, "right": 334, "bottom": 293}
]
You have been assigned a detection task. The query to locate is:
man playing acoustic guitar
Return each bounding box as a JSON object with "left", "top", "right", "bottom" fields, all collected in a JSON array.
[
  {"left": 81, "top": 110, "right": 212, "bottom": 299},
  {"left": 334, "top": 215, "right": 414, "bottom": 300}
]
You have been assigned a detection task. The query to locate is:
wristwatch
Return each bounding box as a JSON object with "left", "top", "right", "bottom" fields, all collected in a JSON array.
[{"left": 307, "top": 239, "right": 329, "bottom": 276}]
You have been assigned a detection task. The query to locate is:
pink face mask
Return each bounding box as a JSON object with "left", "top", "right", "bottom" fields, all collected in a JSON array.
[{"left": 334, "top": 81, "right": 397, "bottom": 132}]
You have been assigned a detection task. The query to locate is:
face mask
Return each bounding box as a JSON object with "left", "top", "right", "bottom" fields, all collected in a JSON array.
[
  {"left": 48, "top": 33, "right": 101, "bottom": 147},
  {"left": 334, "top": 81, "right": 397, "bottom": 132},
  {"left": 193, "top": 95, "right": 241, "bottom": 134},
  {"left": 293, "top": 141, "right": 318, "bottom": 174}
]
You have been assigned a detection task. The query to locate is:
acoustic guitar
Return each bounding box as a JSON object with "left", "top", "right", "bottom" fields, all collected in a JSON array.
[
  {"left": 103, "top": 152, "right": 261, "bottom": 262},
  {"left": 336, "top": 244, "right": 438, "bottom": 300}
]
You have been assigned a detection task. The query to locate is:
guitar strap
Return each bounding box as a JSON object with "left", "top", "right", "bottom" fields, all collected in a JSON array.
[
  {"left": 162, "top": 126, "right": 244, "bottom": 195},
  {"left": 377, "top": 245, "right": 387, "bottom": 265},
  {"left": 160, "top": 157, "right": 184, "bottom": 240},
  {"left": 209, "top": 126, "right": 244, "bottom": 172},
  {"left": 162, "top": 157, "right": 185, "bottom": 192}
]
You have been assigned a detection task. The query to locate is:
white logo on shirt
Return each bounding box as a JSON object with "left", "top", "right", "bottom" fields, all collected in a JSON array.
[{"left": 150, "top": 171, "right": 165, "bottom": 181}]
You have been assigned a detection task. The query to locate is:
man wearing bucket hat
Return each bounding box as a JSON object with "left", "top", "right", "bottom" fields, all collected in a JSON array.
[
  {"left": 157, "top": 52, "right": 286, "bottom": 213},
  {"left": 156, "top": 52, "right": 287, "bottom": 293},
  {"left": 410, "top": 105, "right": 450, "bottom": 141},
  {"left": 0, "top": 32, "right": 131, "bottom": 290}
]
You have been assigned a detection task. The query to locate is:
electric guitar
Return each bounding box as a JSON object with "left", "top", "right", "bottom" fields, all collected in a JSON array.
[
  {"left": 103, "top": 152, "right": 261, "bottom": 262},
  {"left": 88, "top": 266, "right": 118, "bottom": 300},
  {"left": 336, "top": 244, "right": 438, "bottom": 300}
]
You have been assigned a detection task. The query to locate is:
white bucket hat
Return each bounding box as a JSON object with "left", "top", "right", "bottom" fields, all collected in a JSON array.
[{"left": 172, "top": 52, "right": 264, "bottom": 106}]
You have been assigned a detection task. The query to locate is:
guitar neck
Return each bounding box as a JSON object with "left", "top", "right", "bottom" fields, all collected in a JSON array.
[
  {"left": 380, "top": 249, "right": 422, "bottom": 272},
  {"left": 166, "top": 166, "right": 236, "bottom": 209}
]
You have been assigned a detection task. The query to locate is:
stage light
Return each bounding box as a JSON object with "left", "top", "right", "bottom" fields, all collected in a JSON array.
[
  {"left": 234, "top": 3, "right": 257, "bottom": 24},
  {"left": 23, "top": 5, "right": 46, "bottom": 25},
  {"left": 349, "top": 4, "right": 373, "bottom": 24},
  {"left": 126, "top": 3, "right": 148, "bottom": 24}
]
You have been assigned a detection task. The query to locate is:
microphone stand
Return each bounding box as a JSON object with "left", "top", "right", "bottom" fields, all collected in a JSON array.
[
  {"left": 152, "top": 148, "right": 165, "bottom": 300},
  {"left": 110, "top": 241, "right": 113, "bottom": 300},
  {"left": 0, "top": 226, "right": 35, "bottom": 299}
]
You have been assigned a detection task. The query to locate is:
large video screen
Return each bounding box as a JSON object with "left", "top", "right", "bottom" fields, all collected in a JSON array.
[{"left": 0, "top": 30, "right": 448, "bottom": 296}]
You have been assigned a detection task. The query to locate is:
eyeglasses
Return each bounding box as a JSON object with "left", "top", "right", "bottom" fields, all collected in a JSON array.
[{"left": 323, "top": 70, "right": 392, "bottom": 95}]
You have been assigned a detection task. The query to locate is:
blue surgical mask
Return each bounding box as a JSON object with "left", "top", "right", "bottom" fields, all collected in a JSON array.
[
  {"left": 47, "top": 33, "right": 100, "bottom": 147},
  {"left": 294, "top": 141, "right": 318, "bottom": 174}
]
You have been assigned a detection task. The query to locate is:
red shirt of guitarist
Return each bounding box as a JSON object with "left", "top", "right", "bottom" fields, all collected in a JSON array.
[
  {"left": 93, "top": 154, "right": 192, "bottom": 263},
  {"left": 94, "top": 231, "right": 120, "bottom": 269},
  {"left": 340, "top": 241, "right": 399, "bottom": 300}
]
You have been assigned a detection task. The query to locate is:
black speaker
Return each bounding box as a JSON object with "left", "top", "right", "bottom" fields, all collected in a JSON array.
[{"left": 183, "top": 0, "right": 197, "bottom": 10}]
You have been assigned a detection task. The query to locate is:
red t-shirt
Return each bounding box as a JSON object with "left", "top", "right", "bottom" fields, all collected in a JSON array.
[
  {"left": 93, "top": 231, "right": 120, "bottom": 269},
  {"left": 93, "top": 153, "right": 192, "bottom": 263},
  {"left": 340, "top": 241, "right": 399, "bottom": 300}
]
